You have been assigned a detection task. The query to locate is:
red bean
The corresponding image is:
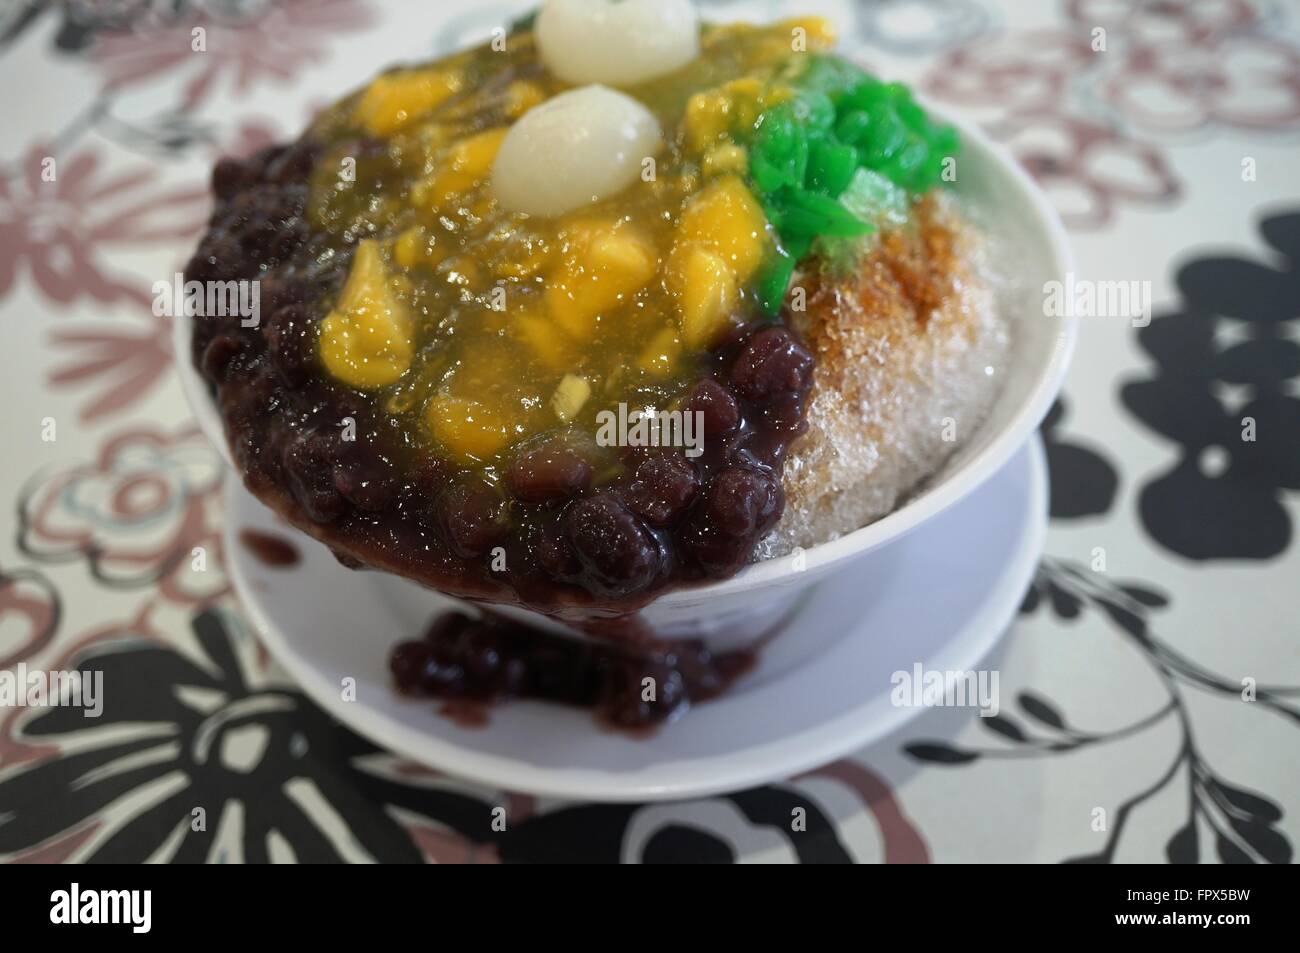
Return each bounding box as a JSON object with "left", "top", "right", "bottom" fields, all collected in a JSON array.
[
  {"left": 730, "top": 326, "right": 814, "bottom": 404},
  {"left": 681, "top": 466, "right": 783, "bottom": 575},
  {"left": 506, "top": 445, "right": 593, "bottom": 504},
  {"left": 389, "top": 641, "right": 435, "bottom": 694},
  {"left": 439, "top": 482, "right": 508, "bottom": 558},
  {"left": 622, "top": 452, "right": 699, "bottom": 525},
  {"left": 200, "top": 334, "right": 243, "bottom": 381},
  {"left": 282, "top": 431, "right": 348, "bottom": 523},
  {"left": 683, "top": 378, "right": 740, "bottom": 438},
  {"left": 563, "top": 494, "right": 662, "bottom": 597}
]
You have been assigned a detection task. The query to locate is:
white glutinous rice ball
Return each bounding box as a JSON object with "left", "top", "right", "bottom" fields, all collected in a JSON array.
[
  {"left": 535, "top": 0, "right": 700, "bottom": 87},
  {"left": 491, "top": 84, "right": 662, "bottom": 218}
]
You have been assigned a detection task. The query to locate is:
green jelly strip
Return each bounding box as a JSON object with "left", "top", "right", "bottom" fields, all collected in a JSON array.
[{"left": 746, "top": 55, "right": 960, "bottom": 315}]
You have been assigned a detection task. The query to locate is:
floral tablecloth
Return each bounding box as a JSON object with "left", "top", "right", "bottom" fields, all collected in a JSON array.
[{"left": 0, "top": 0, "right": 1296, "bottom": 863}]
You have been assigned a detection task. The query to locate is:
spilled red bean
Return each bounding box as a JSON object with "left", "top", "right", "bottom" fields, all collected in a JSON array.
[{"left": 389, "top": 610, "right": 754, "bottom": 730}]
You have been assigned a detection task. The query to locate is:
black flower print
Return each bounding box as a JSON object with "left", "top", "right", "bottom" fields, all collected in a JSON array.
[
  {"left": 1121, "top": 209, "right": 1300, "bottom": 561},
  {"left": 1018, "top": 396, "right": 1122, "bottom": 615},
  {"left": 0, "top": 609, "right": 500, "bottom": 862},
  {"left": 1040, "top": 397, "right": 1120, "bottom": 520},
  {"left": 495, "top": 788, "right": 854, "bottom": 864},
  {"left": 0, "top": 608, "right": 861, "bottom": 863},
  {"left": 914, "top": 558, "right": 1297, "bottom": 863}
]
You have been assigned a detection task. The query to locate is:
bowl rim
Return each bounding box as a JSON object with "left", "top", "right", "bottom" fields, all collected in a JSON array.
[{"left": 174, "top": 99, "right": 1076, "bottom": 605}]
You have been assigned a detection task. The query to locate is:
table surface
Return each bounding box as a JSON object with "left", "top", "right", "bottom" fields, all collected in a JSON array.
[{"left": 0, "top": 0, "right": 1296, "bottom": 863}]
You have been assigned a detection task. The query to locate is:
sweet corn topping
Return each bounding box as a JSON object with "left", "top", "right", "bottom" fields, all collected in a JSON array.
[{"left": 304, "top": 18, "right": 954, "bottom": 467}]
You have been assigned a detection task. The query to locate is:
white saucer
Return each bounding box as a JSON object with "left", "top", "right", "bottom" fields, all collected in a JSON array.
[{"left": 224, "top": 436, "right": 1046, "bottom": 802}]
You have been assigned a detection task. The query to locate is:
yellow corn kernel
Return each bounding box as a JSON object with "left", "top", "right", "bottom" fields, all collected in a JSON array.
[
  {"left": 637, "top": 326, "right": 681, "bottom": 376},
  {"left": 488, "top": 223, "right": 553, "bottom": 280},
  {"left": 504, "top": 80, "right": 545, "bottom": 118},
  {"left": 685, "top": 77, "right": 788, "bottom": 153},
  {"left": 721, "top": 77, "right": 766, "bottom": 130},
  {"left": 426, "top": 394, "right": 511, "bottom": 462},
  {"left": 678, "top": 175, "right": 768, "bottom": 282},
  {"left": 319, "top": 312, "right": 413, "bottom": 389},
  {"left": 493, "top": 238, "right": 551, "bottom": 279},
  {"left": 684, "top": 88, "right": 732, "bottom": 151},
  {"left": 318, "top": 240, "right": 413, "bottom": 389},
  {"left": 440, "top": 254, "right": 486, "bottom": 292},
  {"left": 413, "top": 128, "right": 508, "bottom": 209},
  {"left": 674, "top": 245, "right": 737, "bottom": 348},
  {"left": 544, "top": 222, "right": 657, "bottom": 339},
  {"left": 352, "top": 69, "right": 462, "bottom": 136},
  {"left": 387, "top": 123, "right": 451, "bottom": 168},
  {"left": 550, "top": 374, "right": 591, "bottom": 422},
  {"left": 450, "top": 341, "right": 516, "bottom": 392},
  {"left": 393, "top": 226, "right": 449, "bottom": 270},
  {"left": 702, "top": 143, "right": 748, "bottom": 177},
  {"left": 779, "top": 16, "right": 837, "bottom": 52},
  {"left": 590, "top": 229, "right": 655, "bottom": 279},
  {"left": 393, "top": 227, "right": 423, "bottom": 269},
  {"left": 449, "top": 126, "right": 508, "bottom": 177},
  {"left": 513, "top": 310, "right": 568, "bottom": 371}
]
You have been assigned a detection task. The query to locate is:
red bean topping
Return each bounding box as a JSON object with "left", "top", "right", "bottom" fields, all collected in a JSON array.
[
  {"left": 533, "top": 519, "right": 582, "bottom": 578},
  {"left": 506, "top": 445, "right": 593, "bottom": 504},
  {"left": 282, "top": 432, "right": 348, "bottom": 523},
  {"left": 683, "top": 377, "right": 740, "bottom": 438},
  {"left": 439, "top": 482, "right": 508, "bottom": 558},
  {"left": 200, "top": 334, "right": 243, "bottom": 380},
  {"left": 190, "top": 134, "right": 815, "bottom": 612},
  {"left": 562, "top": 494, "right": 662, "bottom": 597},
  {"left": 705, "top": 465, "right": 782, "bottom": 537},
  {"left": 622, "top": 452, "right": 700, "bottom": 526},
  {"left": 265, "top": 303, "right": 311, "bottom": 387},
  {"left": 730, "top": 326, "right": 814, "bottom": 404},
  {"left": 681, "top": 466, "right": 783, "bottom": 575}
]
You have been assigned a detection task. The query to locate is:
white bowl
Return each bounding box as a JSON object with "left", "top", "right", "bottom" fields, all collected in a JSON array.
[
  {"left": 223, "top": 436, "right": 1047, "bottom": 799},
  {"left": 176, "top": 104, "right": 1075, "bottom": 646}
]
